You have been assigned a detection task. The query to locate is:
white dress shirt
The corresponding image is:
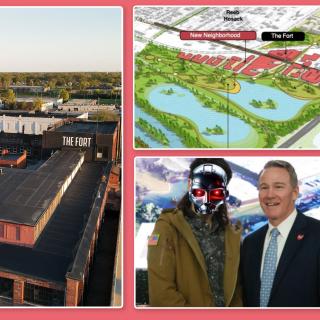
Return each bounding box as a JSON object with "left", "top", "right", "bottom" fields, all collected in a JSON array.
[{"left": 260, "top": 209, "right": 297, "bottom": 278}]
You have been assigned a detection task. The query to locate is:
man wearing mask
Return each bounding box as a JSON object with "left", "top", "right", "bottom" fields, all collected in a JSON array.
[
  {"left": 241, "top": 160, "right": 320, "bottom": 307},
  {"left": 147, "top": 158, "right": 242, "bottom": 307}
]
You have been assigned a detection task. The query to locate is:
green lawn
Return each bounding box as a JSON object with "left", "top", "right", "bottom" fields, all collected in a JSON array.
[{"left": 135, "top": 43, "right": 320, "bottom": 148}]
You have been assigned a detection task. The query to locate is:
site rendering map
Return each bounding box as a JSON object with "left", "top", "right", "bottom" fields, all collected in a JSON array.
[{"left": 134, "top": 6, "right": 320, "bottom": 149}]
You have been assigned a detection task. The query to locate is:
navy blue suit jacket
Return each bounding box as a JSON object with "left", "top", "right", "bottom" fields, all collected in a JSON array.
[{"left": 241, "top": 212, "right": 320, "bottom": 307}]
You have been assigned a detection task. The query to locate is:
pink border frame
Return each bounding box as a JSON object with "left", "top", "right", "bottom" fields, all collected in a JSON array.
[{"left": 2, "top": 1, "right": 320, "bottom": 319}]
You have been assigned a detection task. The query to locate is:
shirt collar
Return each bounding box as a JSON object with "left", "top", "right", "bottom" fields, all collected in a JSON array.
[{"left": 267, "top": 208, "right": 297, "bottom": 238}]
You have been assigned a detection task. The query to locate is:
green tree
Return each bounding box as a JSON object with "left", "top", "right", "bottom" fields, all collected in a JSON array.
[
  {"left": 49, "top": 80, "right": 57, "bottom": 90},
  {"left": 20, "top": 101, "right": 31, "bottom": 110},
  {"left": 26, "top": 78, "right": 34, "bottom": 86},
  {"left": 79, "top": 80, "right": 90, "bottom": 91},
  {"left": 33, "top": 98, "right": 43, "bottom": 111},
  {"left": 92, "top": 110, "right": 119, "bottom": 121},
  {"left": 3, "top": 75, "right": 12, "bottom": 89},
  {"left": 3, "top": 89, "right": 16, "bottom": 105},
  {"left": 59, "top": 89, "right": 70, "bottom": 102}
]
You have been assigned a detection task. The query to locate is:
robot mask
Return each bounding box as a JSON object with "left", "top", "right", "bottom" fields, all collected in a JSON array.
[{"left": 189, "top": 163, "right": 228, "bottom": 215}]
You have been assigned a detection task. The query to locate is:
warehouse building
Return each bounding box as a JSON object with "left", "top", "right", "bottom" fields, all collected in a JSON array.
[{"left": 0, "top": 118, "right": 121, "bottom": 306}]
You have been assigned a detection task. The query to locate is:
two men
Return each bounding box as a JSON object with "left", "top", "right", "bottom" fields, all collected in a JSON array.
[
  {"left": 147, "top": 158, "right": 320, "bottom": 307},
  {"left": 241, "top": 160, "right": 320, "bottom": 307}
]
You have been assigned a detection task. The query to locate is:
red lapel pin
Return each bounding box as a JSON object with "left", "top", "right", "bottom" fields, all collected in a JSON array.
[{"left": 297, "top": 233, "right": 304, "bottom": 241}]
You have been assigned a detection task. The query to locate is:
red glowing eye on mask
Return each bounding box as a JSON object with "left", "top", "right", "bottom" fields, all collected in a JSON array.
[
  {"left": 209, "top": 189, "right": 225, "bottom": 201},
  {"left": 192, "top": 188, "right": 206, "bottom": 197}
]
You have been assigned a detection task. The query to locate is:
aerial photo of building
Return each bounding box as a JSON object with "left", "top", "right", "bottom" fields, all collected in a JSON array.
[
  {"left": 0, "top": 117, "right": 121, "bottom": 306},
  {"left": 0, "top": 6, "right": 122, "bottom": 307}
]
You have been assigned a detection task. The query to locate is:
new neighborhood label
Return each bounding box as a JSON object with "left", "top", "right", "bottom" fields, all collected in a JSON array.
[{"left": 180, "top": 31, "right": 257, "bottom": 41}]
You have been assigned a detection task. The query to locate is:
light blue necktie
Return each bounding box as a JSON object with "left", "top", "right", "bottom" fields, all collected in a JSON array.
[{"left": 260, "top": 228, "right": 280, "bottom": 307}]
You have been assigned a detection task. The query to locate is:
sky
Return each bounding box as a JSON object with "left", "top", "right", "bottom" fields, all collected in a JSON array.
[{"left": 0, "top": 7, "right": 122, "bottom": 72}]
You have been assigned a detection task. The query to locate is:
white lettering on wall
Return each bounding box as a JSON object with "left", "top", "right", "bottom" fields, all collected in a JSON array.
[{"left": 62, "top": 136, "right": 92, "bottom": 148}]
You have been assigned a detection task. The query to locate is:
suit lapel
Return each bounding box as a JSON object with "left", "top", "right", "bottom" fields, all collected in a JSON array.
[
  {"left": 270, "top": 213, "right": 307, "bottom": 300},
  {"left": 251, "top": 224, "right": 268, "bottom": 306}
]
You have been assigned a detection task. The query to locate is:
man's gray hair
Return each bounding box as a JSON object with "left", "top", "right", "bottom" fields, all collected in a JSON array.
[{"left": 259, "top": 160, "right": 298, "bottom": 187}]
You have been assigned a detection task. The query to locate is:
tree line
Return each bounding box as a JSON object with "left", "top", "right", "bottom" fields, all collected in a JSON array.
[{"left": 0, "top": 72, "right": 121, "bottom": 90}]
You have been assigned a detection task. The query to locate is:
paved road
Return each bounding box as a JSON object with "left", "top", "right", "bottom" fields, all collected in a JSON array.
[{"left": 279, "top": 115, "right": 320, "bottom": 148}]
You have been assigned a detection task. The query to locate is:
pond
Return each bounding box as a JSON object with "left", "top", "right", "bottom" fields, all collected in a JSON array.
[
  {"left": 222, "top": 80, "right": 309, "bottom": 121},
  {"left": 145, "top": 84, "right": 257, "bottom": 147}
]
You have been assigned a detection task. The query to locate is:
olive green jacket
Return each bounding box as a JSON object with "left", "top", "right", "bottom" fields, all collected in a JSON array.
[{"left": 147, "top": 209, "right": 242, "bottom": 307}]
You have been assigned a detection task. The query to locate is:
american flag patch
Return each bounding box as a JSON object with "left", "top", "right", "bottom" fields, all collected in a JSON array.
[{"left": 148, "top": 234, "right": 160, "bottom": 246}]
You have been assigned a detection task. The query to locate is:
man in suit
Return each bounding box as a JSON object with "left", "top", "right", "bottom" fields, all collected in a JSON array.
[{"left": 241, "top": 160, "right": 320, "bottom": 307}]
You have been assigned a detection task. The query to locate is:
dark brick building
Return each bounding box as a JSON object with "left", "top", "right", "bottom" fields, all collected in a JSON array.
[{"left": 0, "top": 118, "right": 121, "bottom": 306}]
